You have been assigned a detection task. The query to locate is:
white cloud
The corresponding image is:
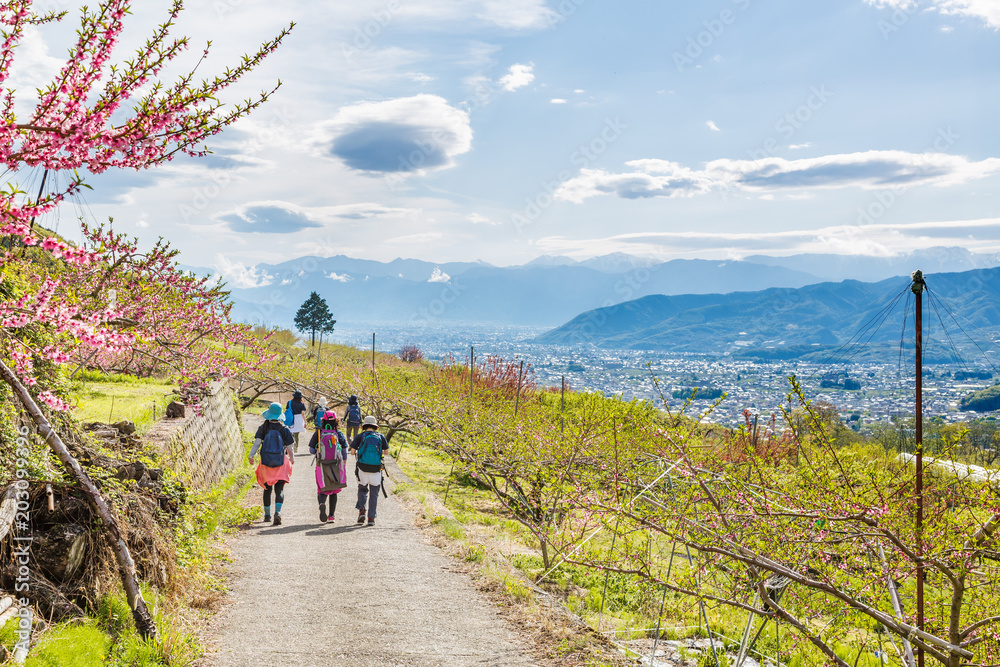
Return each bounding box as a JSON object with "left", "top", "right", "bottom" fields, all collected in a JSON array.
[
  {"left": 789, "top": 143, "right": 812, "bottom": 150},
  {"left": 324, "top": 94, "right": 472, "bottom": 174},
  {"left": 573, "top": 89, "right": 585, "bottom": 93},
  {"left": 476, "top": 0, "right": 558, "bottom": 29},
  {"left": 865, "top": 0, "right": 1000, "bottom": 27},
  {"left": 213, "top": 255, "right": 275, "bottom": 288},
  {"left": 555, "top": 150, "right": 1000, "bottom": 202},
  {"left": 550, "top": 98, "right": 568, "bottom": 104},
  {"left": 466, "top": 213, "right": 501, "bottom": 225},
  {"left": 499, "top": 63, "right": 535, "bottom": 92},
  {"left": 706, "top": 120, "right": 721, "bottom": 132},
  {"left": 328, "top": 272, "right": 352, "bottom": 282},
  {"left": 537, "top": 218, "right": 1000, "bottom": 259},
  {"left": 136, "top": 219, "right": 149, "bottom": 228},
  {"left": 428, "top": 267, "right": 451, "bottom": 282}
]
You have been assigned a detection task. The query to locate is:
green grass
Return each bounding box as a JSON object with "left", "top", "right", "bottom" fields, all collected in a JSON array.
[
  {"left": 69, "top": 374, "right": 176, "bottom": 434},
  {"left": 23, "top": 624, "right": 110, "bottom": 666}
]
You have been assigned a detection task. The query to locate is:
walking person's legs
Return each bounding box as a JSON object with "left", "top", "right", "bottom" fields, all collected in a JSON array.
[
  {"left": 318, "top": 493, "right": 327, "bottom": 522},
  {"left": 366, "top": 484, "right": 379, "bottom": 525},
  {"left": 356, "top": 483, "right": 369, "bottom": 523},
  {"left": 272, "top": 480, "right": 285, "bottom": 525},
  {"left": 328, "top": 493, "right": 338, "bottom": 522},
  {"left": 292, "top": 431, "right": 300, "bottom": 452},
  {"left": 263, "top": 483, "right": 273, "bottom": 521}
]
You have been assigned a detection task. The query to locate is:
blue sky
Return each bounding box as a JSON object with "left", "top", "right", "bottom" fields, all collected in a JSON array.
[{"left": 12, "top": 0, "right": 1000, "bottom": 285}]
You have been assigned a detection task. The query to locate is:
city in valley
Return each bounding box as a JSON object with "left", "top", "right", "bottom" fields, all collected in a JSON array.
[{"left": 333, "top": 323, "right": 1000, "bottom": 429}]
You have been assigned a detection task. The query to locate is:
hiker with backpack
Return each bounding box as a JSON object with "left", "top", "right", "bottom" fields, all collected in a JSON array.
[
  {"left": 311, "top": 396, "right": 328, "bottom": 429},
  {"left": 285, "top": 390, "right": 308, "bottom": 453},
  {"left": 350, "top": 415, "right": 389, "bottom": 527},
  {"left": 310, "top": 411, "right": 349, "bottom": 523},
  {"left": 249, "top": 402, "right": 295, "bottom": 526},
  {"left": 343, "top": 395, "right": 362, "bottom": 441}
]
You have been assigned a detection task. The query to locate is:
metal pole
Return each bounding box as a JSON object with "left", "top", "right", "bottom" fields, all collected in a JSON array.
[
  {"left": 470, "top": 346, "right": 474, "bottom": 399},
  {"left": 514, "top": 360, "right": 524, "bottom": 418},
  {"left": 912, "top": 270, "right": 926, "bottom": 667},
  {"left": 560, "top": 375, "right": 566, "bottom": 434},
  {"left": 649, "top": 586, "right": 669, "bottom": 665},
  {"left": 316, "top": 333, "right": 322, "bottom": 372},
  {"left": 597, "top": 515, "right": 622, "bottom": 630}
]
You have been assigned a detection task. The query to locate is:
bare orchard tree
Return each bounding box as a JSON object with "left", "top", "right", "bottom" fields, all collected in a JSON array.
[{"left": 557, "top": 379, "right": 1000, "bottom": 667}]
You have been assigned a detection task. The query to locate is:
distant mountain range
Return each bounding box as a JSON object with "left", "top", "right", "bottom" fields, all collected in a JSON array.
[
  {"left": 534, "top": 267, "right": 1000, "bottom": 362},
  {"left": 191, "top": 246, "right": 999, "bottom": 330}
]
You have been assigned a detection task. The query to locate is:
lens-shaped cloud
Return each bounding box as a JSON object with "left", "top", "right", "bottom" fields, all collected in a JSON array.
[
  {"left": 219, "top": 203, "right": 324, "bottom": 234},
  {"left": 555, "top": 150, "right": 1000, "bottom": 202},
  {"left": 325, "top": 94, "right": 472, "bottom": 174}
]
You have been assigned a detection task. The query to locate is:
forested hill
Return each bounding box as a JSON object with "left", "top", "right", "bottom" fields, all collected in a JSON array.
[{"left": 534, "top": 267, "right": 1000, "bottom": 361}]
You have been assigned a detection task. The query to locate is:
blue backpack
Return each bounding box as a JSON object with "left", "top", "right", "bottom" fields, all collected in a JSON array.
[
  {"left": 347, "top": 403, "right": 362, "bottom": 424},
  {"left": 260, "top": 424, "right": 286, "bottom": 468},
  {"left": 358, "top": 432, "right": 384, "bottom": 467}
]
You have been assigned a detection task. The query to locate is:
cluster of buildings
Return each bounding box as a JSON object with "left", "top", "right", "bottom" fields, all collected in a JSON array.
[{"left": 333, "top": 323, "right": 999, "bottom": 428}]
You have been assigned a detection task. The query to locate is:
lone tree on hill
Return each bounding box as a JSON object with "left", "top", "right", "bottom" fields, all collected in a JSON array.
[{"left": 295, "top": 292, "right": 336, "bottom": 346}]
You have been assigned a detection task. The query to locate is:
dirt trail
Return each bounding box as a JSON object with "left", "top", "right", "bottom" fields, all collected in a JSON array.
[{"left": 202, "top": 415, "right": 537, "bottom": 667}]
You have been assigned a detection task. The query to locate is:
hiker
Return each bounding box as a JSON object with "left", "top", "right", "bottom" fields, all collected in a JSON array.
[
  {"left": 343, "top": 394, "right": 362, "bottom": 440},
  {"left": 350, "top": 415, "right": 388, "bottom": 527},
  {"left": 249, "top": 402, "right": 295, "bottom": 526},
  {"left": 287, "top": 390, "right": 307, "bottom": 452},
  {"left": 310, "top": 411, "right": 349, "bottom": 523},
  {"left": 311, "top": 396, "right": 328, "bottom": 429}
]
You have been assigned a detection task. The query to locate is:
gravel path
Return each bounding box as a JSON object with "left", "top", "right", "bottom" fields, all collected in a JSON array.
[{"left": 203, "top": 416, "right": 537, "bottom": 667}]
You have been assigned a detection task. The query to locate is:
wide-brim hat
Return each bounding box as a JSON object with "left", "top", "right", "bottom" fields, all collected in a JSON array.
[
  {"left": 362, "top": 415, "right": 378, "bottom": 428},
  {"left": 318, "top": 396, "right": 328, "bottom": 407},
  {"left": 262, "top": 402, "right": 283, "bottom": 420}
]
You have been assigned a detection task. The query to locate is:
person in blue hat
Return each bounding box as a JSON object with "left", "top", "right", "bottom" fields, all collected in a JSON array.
[{"left": 249, "top": 402, "right": 295, "bottom": 525}]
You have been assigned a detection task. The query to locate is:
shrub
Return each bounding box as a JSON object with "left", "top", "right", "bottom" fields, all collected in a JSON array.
[{"left": 398, "top": 345, "right": 424, "bottom": 363}]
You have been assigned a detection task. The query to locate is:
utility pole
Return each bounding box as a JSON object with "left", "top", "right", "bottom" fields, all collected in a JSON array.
[
  {"left": 513, "top": 359, "right": 525, "bottom": 418},
  {"left": 912, "top": 269, "right": 926, "bottom": 667},
  {"left": 560, "top": 375, "right": 566, "bottom": 434},
  {"left": 470, "top": 346, "right": 474, "bottom": 399},
  {"left": 371, "top": 333, "right": 376, "bottom": 385}
]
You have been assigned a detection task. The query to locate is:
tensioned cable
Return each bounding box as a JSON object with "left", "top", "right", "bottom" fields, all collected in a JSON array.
[
  {"left": 819, "top": 283, "right": 912, "bottom": 370},
  {"left": 926, "top": 285, "right": 1000, "bottom": 378},
  {"left": 926, "top": 291, "right": 973, "bottom": 375}
]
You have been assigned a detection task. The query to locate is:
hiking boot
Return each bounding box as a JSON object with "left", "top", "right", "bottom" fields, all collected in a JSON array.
[
  {"left": 272, "top": 513, "right": 282, "bottom": 526},
  {"left": 357, "top": 511, "right": 366, "bottom": 525},
  {"left": 319, "top": 505, "right": 328, "bottom": 522},
  {"left": 263, "top": 514, "right": 271, "bottom": 523},
  {"left": 366, "top": 519, "right": 375, "bottom": 527}
]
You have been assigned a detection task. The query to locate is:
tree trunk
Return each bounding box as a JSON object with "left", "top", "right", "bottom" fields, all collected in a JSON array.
[{"left": 0, "top": 359, "right": 158, "bottom": 639}]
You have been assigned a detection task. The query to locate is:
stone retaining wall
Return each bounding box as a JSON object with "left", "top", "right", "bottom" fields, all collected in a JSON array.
[{"left": 145, "top": 382, "right": 245, "bottom": 489}]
